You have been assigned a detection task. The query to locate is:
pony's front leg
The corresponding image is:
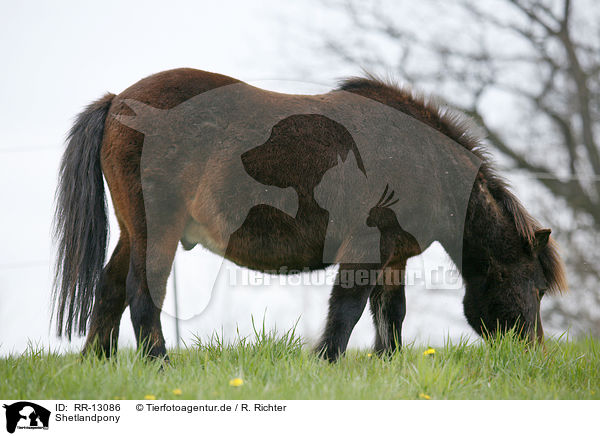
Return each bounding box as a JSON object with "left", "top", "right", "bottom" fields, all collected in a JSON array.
[
  {"left": 369, "top": 279, "right": 406, "bottom": 355},
  {"left": 316, "top": 263, "right": 376, "bottom": 362}
]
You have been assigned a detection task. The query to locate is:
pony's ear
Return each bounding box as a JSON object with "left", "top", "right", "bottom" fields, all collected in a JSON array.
[{"left": 533, "top": 228, "right": 551, "bottom": 253}]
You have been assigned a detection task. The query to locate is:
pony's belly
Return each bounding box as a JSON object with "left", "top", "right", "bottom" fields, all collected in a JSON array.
[{"left": 181, "top": 205, "right": 329, "bottom": 272}]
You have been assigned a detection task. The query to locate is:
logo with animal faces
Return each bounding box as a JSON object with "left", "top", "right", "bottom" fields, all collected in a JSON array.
[
  {"left": 2, "top": 402, "right": 50, "bottom": 433},
  {"left": 117, "top": 81, "right": 481, "bottom": 318}
]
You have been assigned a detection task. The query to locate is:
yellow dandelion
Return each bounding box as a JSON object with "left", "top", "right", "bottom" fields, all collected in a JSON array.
[
  {"left": 419, "top": 393, "right": 431, "bottom": 400},
  {"left": 423, "top": 347, "right": 436, "bottom": 356},
  {"left": 229, "top": 378, "right": 244, "bottom": 387},
  {"left": 172, "top": 388, "right": 182, "bottom": 396},
  {"left": 367, "top": 353, "right": 373, "bottom": 357},
  {"left": 144, "top": 394, "right": 156, "bottom": 400}
]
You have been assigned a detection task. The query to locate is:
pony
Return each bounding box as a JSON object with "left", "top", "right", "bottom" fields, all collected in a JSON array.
[{"left": 53, "top": 68, "right": 567, "bottom": 362}]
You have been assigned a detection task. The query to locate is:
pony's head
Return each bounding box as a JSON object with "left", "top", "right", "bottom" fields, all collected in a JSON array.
[{"left": 463, "top": 223, "right": 566, "bottom": 343}]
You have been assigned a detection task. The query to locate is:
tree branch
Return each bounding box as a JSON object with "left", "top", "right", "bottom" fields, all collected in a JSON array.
[{"left": 464, "top": 108, "right": 600, "bottom": 222}]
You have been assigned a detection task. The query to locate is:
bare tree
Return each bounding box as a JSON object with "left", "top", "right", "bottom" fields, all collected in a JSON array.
[{"left": 322, "top": 0, "right": 600, "bottom": 334}]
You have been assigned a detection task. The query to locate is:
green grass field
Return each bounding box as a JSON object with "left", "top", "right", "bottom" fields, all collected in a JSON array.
[{"left": 1, "top": 326, "right": 598, "bottom": 400}]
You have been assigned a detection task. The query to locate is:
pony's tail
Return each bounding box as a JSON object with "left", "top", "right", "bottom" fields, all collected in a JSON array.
[{"left": 53, "top": 93, "right": 115, "bottom": 339}]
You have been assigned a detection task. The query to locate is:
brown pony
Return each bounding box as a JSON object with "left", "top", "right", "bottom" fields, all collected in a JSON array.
[{"left": 53, "top": 68, "right": 567, "bottom": 362}]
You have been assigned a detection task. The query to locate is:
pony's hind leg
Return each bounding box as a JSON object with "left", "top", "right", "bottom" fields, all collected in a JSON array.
[
  {"left": 369, "top": 262, "right": 407, "bottom": 355},
  {"left": 126, "top": 210, "right": 186, "bottom": 360},
  {"left": 83, "top": 232, "right": 130, "bottom": 357},
  {"left": 126, "top": 248, "right": 165, "bottom": 359},
  {"left": 126, "top": 243, "right": 170, "bottom": 360},
  {"left": 315, "top": 263, "right": 375, "bottom": 362}
]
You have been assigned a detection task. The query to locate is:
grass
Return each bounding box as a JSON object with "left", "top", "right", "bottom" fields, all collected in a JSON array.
[{"left": 1, "top": 325, "right": 599, "bottom": 400}]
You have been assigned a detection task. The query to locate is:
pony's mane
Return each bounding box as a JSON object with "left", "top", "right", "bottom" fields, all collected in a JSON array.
[{"left": 338, "top": 73, "right": 567, "bottom": 294}]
